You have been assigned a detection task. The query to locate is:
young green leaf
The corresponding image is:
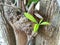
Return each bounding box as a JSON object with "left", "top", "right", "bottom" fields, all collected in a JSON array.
[
  {"left": 39, "top": 18, "right": 43, "bottom": 24},
  {"left": 33, "top": 24, "right": 39, "bottom": 33},
  {"left": 32, "top": 0, "right": 39, "bottom": 3},
  {"left": 24, "top": 12, "right": 37, "bottom": 23},
  {"left": 27, "top": 0, "right": 32, "bottom": 6},
  {"left": 40, "top": 22, "right": 50, "bottom": 25},
  {"left": 27, "top": 0, "right": 39, "bottom": 7}
]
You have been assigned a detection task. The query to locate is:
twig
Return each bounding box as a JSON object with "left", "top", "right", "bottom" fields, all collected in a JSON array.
[
  {"left": 21, "top": 1, "right": 26, "bottom": 12},
  {"left": 0, "top": 3, "right": 20, "bottom": 10},
  {"left": 28, "top": 2, "right": 35, "bottom": 13}
]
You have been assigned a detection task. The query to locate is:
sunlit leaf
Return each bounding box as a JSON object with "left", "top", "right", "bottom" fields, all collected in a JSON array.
[
  {"left": 33, "top": 24, "right": 39, "bottom": 32},
  {"left": 24, "top": 12, "right": 37, "bottom": 23},
  {"left": 40, "top": 22, "right": 50, "bottom": 25}
]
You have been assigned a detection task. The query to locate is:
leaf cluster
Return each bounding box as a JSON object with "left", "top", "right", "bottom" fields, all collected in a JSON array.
[{"left": 24, "top": 12, "right": 50, "bottom": 33}]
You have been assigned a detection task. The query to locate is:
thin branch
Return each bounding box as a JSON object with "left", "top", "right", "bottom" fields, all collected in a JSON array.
[{"left": 0, "top": 3, "right": 20, "bottom": 10}]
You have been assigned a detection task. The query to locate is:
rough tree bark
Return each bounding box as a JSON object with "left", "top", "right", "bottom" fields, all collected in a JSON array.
[
  {"left": 35, "top": 0, "right": 60, "bottom": 45},
  {"left": 1, "top": 0, "right": 60, "bottom": 45},
  {"left": 3, "top": 0, "right": 27, "bottom": 45},
  {"left": 0, "top": 0, "right": 16, "bottom": 45}
]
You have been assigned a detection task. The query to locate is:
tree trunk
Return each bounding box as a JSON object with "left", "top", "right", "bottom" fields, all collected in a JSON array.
[
  {"left": 1, "top": 0, "right": 60, "bottom": 45},
  {"left": 0, "top": 9, "right": 16, "bottom": 45},
  {"left": 3, "top": 0, "right": 27, "bottom": 45},
  {"left": 0, "top": 0, "right": 16, "bottom": 45},
  {"left": 35, "top": 0, "right": 60, "bottom": 45}
]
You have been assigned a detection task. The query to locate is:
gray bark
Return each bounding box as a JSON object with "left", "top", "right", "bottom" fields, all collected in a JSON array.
[
  {"left": 0, "top": 10, "right": 16, "bottom": 45},
  {"left": 1, "top": 0, "right": 60, "bottom": 45},
  {"left": 35, "top": 0, "right": 60, "bottom": 45},
  {"left": 3, "top": 0, "right": 27, "bottom": 45},
  {"left": 0, "top": 0, "right": 16, "bottom": 45}
]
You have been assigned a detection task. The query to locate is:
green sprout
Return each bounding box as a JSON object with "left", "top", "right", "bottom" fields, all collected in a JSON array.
[
  {"left": 27, "top": 0, "right": 39, "bottom": 7},
  {"left": 24, "top": 12, "right": 50, "bottom": 33}
]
